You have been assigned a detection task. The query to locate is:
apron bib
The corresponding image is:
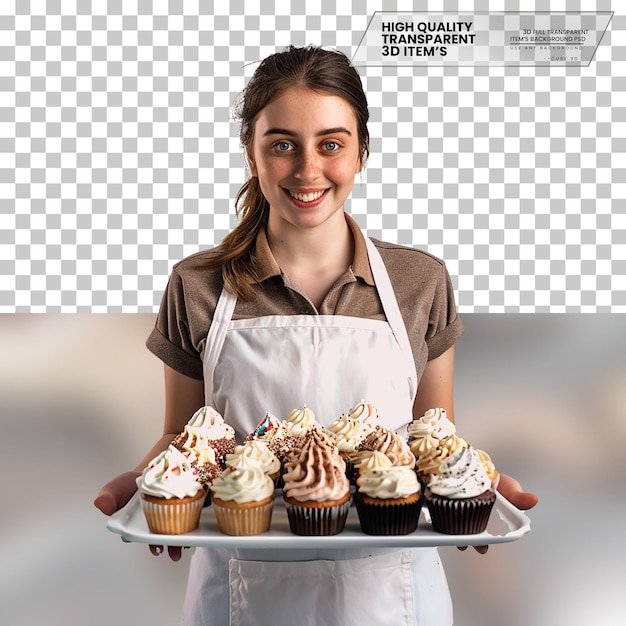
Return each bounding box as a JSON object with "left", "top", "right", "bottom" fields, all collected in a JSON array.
[{"left": 182, "top": 239, "right": 453, "bottom": 626}]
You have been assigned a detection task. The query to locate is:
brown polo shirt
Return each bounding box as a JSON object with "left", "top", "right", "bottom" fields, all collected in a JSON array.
[{"left": 146, "top": 214, "right": 463, "bottom": 384}]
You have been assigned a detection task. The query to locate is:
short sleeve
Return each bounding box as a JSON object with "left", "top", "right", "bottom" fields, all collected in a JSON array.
[
  {"left": 424, "top": 261, "right": 463, "bottom": 360},
  {"left": 145, "top": 267, "right": 205, "bottom": 380}
]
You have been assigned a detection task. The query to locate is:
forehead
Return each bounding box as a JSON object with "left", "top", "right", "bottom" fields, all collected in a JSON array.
[{"left": 253, "top": 88, "right": 358, "bottom": 134}]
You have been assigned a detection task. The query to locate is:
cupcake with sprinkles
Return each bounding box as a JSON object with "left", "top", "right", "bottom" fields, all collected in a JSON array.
[
  {"left": 136, "top": 445, "right": 206, "bottom": 535},
  {"left": 424, "top": 444, "right": 497, "bottom": 535},
  {"left": 172, "top": 405, "right": 236, "bottom": 464}
]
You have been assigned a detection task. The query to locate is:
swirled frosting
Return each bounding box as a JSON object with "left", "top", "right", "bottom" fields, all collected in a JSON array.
[
  {"left": 173, "top": 405, "right": 235, "bottom": 458},
  {"left": 357, "top": 451, "right": 421, "bottom": 499},
  {"left": 186, "top": 442, "right": 221, "bottom": 485},
  {"left": 346, "top": 400, "right": 378, "bottom": 427},
  {"left": 210, "top": 457, "right": 275, "bottom": 504},
  {"left": 244, "top": 412, "right": 285, "bottom": 442},
  {"left": 427, "top": 446, "right": 492, "bottom": 498},
  {"left": 225, "top": 440, "right": 280, "bottom": 477},
  {"left": 476, "top": 448, "right": 499, "bottom": 483},
  {"left": 284, "top": 405, "right": 318, "bottom": 435},
  {"left": 188, "top": 405, "right": 235, "bottom": 440},
  {"left": 357, "top": 426, "right": 415, "bottom": 467},
  {"left": 407, "top": 407, "right": 456, "bottom": 442},
  {"left": 282, "top": 429, "right": 350, "bottom": 502},
  {"left": 327, "top": 415, "right": 369, "bottom": 453},
  {"left": 415, "top": 433, "right": 468, "bottom": 479},
  {"left": 136, "top": 445, "right": 204, "bottom": 499}
]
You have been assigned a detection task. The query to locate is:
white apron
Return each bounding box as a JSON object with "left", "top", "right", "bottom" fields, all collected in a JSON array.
[{"left": 181, "top": 239, "right": 453, "bottom": 626}]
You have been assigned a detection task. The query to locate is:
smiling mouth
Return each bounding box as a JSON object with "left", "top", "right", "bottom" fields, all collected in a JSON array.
[{"left": 287, "top": 189, "right": 327, "bottom": 203}]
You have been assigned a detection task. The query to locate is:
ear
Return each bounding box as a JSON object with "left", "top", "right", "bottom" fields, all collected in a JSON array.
[
  {"left": 355, "top": 151, "right": 364, "bottom": 174},
  {"left": 246, "top": 144, "right": 258, "bottom": 177}
]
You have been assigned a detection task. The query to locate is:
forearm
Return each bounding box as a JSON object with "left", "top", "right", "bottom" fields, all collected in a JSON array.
[{"left": 132, "top": 433, "right": 179, "bottom": 472}]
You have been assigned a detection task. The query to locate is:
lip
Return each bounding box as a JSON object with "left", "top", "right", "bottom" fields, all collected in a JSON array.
[{"left": 282, "top": 187, "right": 330, "bottom": 208}]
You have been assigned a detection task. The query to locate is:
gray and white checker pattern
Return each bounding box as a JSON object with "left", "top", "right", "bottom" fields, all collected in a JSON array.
[{"left": 0, "top": 0, "right": 624, "bottom": 313}]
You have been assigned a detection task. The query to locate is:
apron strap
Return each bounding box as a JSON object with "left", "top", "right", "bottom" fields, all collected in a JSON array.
[
  {"left": 365, "top": 238, "right": 418, "bottom": 401},
  {"left": 203, "top": 285, "right": 237, "bottom": 405},
  {"left": 203, "top": 239, "right": 419, "bottom": 406}
]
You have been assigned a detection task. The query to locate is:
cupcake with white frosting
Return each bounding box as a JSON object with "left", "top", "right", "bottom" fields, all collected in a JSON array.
[
  {"left": 136, "top": 445, "right": 206, "bottom": 535},
  {"left": 354, "top": 450, "right": 422, "bottom": 535},
  {"left": 210, "top": 457, "right": 275, "bottom": 536}
]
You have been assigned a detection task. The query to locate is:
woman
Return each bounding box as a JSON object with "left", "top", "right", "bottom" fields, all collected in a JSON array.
[{"left": 95, "top": 45, "right": 537, "bottom": 625}]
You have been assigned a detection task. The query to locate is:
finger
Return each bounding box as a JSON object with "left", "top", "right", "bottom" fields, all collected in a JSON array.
[
  {"left": 511, "top": 491, "right": 539, "bottom": 510},
  {"left": 150, "top": 545, "right": 163, "bottom": 556},
  {"left": 457, "top": 545, "right": 467, "bottom": 551},
  {"left": 473, "top": 545, "right": 489, "bottom": 555},
  {"left": 93, "top": 491, "right": 117, "bottom": 516},
  {"left": 168, "top": 546, "right": 183, "bottom": 561}
]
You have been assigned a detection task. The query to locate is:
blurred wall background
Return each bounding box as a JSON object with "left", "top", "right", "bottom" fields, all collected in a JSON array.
[{"left": 0, "top": 313, "right": 625, "bottom": 625}]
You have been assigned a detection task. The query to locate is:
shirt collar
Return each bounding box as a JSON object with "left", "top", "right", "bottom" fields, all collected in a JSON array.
[{"left": 252, "top": 212, "right": 375, "bottom": 286}]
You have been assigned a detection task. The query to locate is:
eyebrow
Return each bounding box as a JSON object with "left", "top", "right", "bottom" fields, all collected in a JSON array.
[{"left": 262, "top": 127, "right": 353, "bottom": 137}]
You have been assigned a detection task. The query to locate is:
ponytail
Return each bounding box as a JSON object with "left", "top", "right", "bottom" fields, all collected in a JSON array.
[{"left": 205, "top": 176, "right": 269, "bottom": 301}]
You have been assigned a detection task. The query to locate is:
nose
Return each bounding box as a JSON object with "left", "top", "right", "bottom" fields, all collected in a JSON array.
[{"left": 293, "top": 148, "right": 322, "bottom": 182}]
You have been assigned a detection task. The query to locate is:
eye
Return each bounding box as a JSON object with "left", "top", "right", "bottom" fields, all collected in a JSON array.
[
  {"left": 273, "top": 141, "right": 293, "bottom": 152},
  {"left": 323, "top": 141, "right": 340, "bottom": 151}
]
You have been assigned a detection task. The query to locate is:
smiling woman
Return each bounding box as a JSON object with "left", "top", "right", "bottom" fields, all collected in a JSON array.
[
  {"left": 94, "top": 45, "right": 536, "bottom": 626},
  {"left": 248, "top": 88, "right": 362, "bottom": 234}
]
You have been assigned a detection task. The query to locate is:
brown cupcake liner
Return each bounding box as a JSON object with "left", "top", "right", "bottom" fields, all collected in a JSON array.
[
  {"left": 425, "top": 490, "right": 496, "bottom": 535},
  {"left": 283, "top": 493, "right": 351, "bottom": 536},
  {"left": 140, "top": 489, "right": 206, "bottom": 535},
  {"left": 354, "top": 492, "right": 423, "bottom": 535}
]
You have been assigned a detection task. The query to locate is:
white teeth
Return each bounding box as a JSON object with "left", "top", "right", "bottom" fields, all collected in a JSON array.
[{"left": 288, "top": 190, "right": 325, "bottom": 202}]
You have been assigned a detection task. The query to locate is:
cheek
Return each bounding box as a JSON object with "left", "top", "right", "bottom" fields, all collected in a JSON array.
[{"left": 334, "top": 160, "right": 360, "bottom": 186}]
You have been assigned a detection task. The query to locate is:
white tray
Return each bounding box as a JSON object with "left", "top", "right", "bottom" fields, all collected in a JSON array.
[{"left": 107, "top": 490, "right": 531, "bottom": 549}]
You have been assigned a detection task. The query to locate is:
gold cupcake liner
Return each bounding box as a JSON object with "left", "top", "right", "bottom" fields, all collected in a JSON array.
[
  {"left": 212, "top": 494, "right": 275, "bottom": 536},
  {"left": 140, "top": 489, "right": 205, "bottom": 535}
]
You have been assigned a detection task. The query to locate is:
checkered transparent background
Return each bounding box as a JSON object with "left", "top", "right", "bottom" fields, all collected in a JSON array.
[{"left": 1, "top": 0, "right": 624, "bottom": 312}]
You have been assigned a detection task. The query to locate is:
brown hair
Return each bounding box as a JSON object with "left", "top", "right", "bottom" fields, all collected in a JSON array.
[{"left": 207, "top": 45, "right": 370, "bottom": 300}]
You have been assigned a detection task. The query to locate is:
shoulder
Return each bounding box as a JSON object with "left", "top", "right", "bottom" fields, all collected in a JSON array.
[
  {"left": 166, "top": 249, "right": 223, "bottom": 314},
  {"left": 370, "top": 238, "right": 446, "bottom": 276},
  {"left": 171, "top": 246, "right": 222, "bottom": 273},
  {"left": 168, "top": 247, "right": 224, "bottom": 288}
]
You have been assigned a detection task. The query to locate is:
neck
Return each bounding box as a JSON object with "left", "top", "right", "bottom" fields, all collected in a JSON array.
[{"left": 266, "top": 211, "right": 353, "bottom": 274}]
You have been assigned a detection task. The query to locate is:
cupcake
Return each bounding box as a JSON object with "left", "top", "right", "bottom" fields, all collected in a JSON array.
[
  {"left": 172, "top": 405, "right": 236, "bottom": 462},
  {"left": 136, "top": 445, "right": 206, "bottom": 535},
  {"left": 345, "top": 399, "right": 379, "bottom": 430},
  {"left": 225, "top": 440, "right": 281, "bottom": 484},
  {"left": 282, "top": 429, "right": 351, "bottom": 536},
  {"left": 425, "top": 445, "right": 496, "bottom": 535},
  {"left": 281, "top": 405, "right": 323, "bottom": 449},
  {"left": 326, "top": 415, "right": 365, "bottom": 480},
  {"left": 244, "top": 411, "right": 284, "bottom": 445},
  {"left": 354, "top": 451, "right": 423, "bottom": 535},
  {"left": 414, "top": 432, "right": 467, "bottom": 484},
  {"left": 184, "top": 441, "right": 221, "bottom": 486},
  {"left": 209, "top": 457, "right": 275, "bottom": 536},
  {"left": 355, "top": 425, "right": 415, "bottom": 467},
  {"left": 407, "top": 407, "right": 456, "bottom": 444}
]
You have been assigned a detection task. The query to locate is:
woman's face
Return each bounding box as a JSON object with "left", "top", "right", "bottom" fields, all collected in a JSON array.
[{"left": 246, "top": 87, "right": 363, "bottom": 233}]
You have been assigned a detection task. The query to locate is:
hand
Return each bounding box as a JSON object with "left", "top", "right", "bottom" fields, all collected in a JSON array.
[
  {"left": 94, "top": 471, "right": 187, "bottom": 562},
  {"left": 94, "top": 471, "right": 141, "bottom": 516},
  {"left": 496, "top": 473, "right": 539, "bottom": 511},
  {"left": 458, "top": 473, "right": 538, "bottom": 555},
  {"left": 149, "top": 544, "right": 186, "bottom": 561}
]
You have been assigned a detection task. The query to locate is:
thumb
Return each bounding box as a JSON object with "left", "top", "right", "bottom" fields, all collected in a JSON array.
[
  {"left": 93, "top": 489, "right": 118, "bottom": 516},
  {"left": 508, "top": 490, "right": 539, "bottom": 511}
]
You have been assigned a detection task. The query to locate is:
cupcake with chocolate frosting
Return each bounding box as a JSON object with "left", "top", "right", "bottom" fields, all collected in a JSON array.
[{"left": 282, "top": 429, "right": 351, "bottom": 536}]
